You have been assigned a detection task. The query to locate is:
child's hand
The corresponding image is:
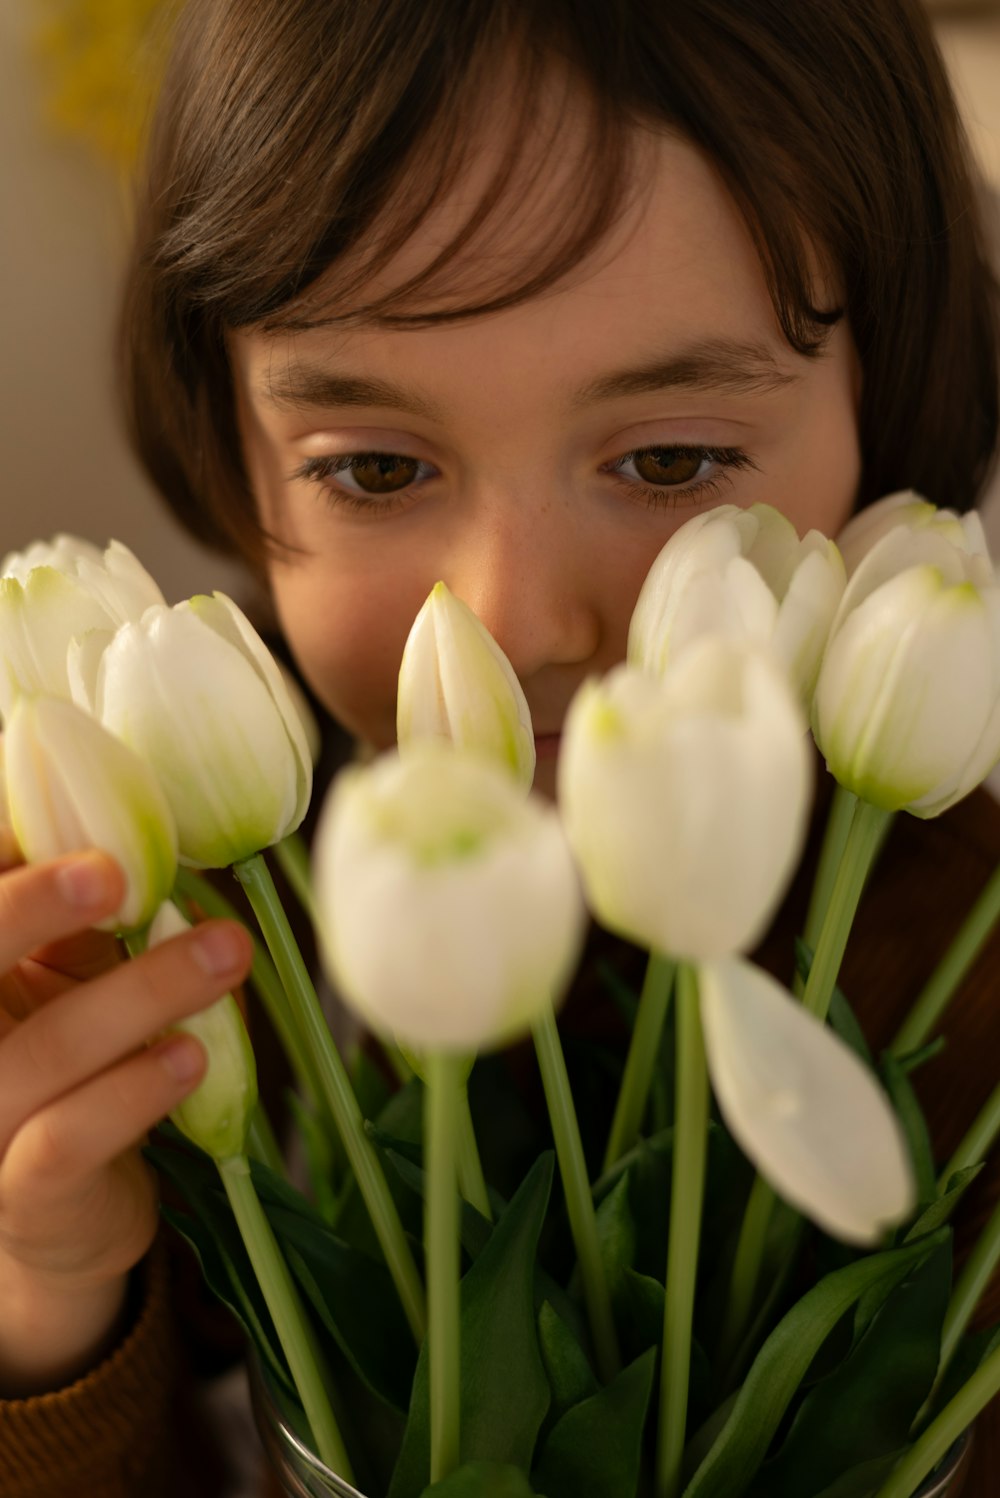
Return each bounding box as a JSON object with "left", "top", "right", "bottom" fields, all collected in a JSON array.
[{"left": 0, "top": 847, "right": 252, "bottom": 1395}]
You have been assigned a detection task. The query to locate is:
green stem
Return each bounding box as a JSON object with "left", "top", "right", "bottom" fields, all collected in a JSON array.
[
  {"left": 172, "top": 867, "right": 322, "bottom": 1112},
  {"left": 716, "top": 1175, "right": 777, "bottom": 1374},
  {"left": 426, "top": 1053, "right": 462, "bottom": 1485},
  {"left": 218, "top": 1154, "right": 352, "bottom": 1479},
  {"left": 872, "top": 1339, "right": 1000, "bottom": 1498},
  {"left": 656, "top": 964, "right": 709, "bottom": 1498},
  {"left": 937, "top": 1082, "right": 1000, "bottom": 1195},
  {"left": 939, "top": 1192, "right": 1000, "bottom": 1377},
  {"left": 796, "top": 784, "right": 858, "bottom": 995},
  {"left": 456, "top": 1085, "right": 492, "bottom": 1223},
  {"left": 890, "top": 860, "right": 1000, "bottom": 1057},
  {"left": 532, "top": 1005, "right": 620, "bottom": 1384},
  {"left": 233, "top": 853, "right": 426, "bottom": 1343},
  {"left": 602, "top": 953, "right": 675, "bottom": 1172},
  {"left": 272, "top": 831, "right": 318, "bottom": 927},
  {"left": 802, "top": 799, "right": 893, "bottom": 1022},
  {"left": 247, "top": 1102, "right": 286, "bottom": 1176}
]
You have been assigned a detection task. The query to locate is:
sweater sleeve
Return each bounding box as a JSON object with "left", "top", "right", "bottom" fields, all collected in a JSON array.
[{"left": 0, "top": 1236, "right": 181, "bottom": 1498}]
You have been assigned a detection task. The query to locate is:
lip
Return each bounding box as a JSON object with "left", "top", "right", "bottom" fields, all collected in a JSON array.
[{"left": 533, "top": 732, "right": 562, "bottom": 760}]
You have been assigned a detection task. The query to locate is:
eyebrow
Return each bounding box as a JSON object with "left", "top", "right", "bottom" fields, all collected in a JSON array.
[
  {"left": 258, "top": 336, "right": 802, "bottom": 417},
  {"left": 571, "top": 339, "right": 802, "bottom": 405}
]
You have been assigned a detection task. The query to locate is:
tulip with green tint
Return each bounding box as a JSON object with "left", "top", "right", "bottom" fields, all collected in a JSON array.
[
  {"left": 627, "top": 502, "right": 845, "bottom": 706},
  {"left": 313, "top": 742, "right": 585, "bottom": 1051},
  {"left": 74, "top": 592, "right": 312, "bottom": 868},
  {"left": 148, "top": 900, "right": 258, "bottom": 1159},
  {"left": 0, "top": 534, "right": 165, "bottom": 721},
  {"left": 3, "top": 695, "right": 177, "bottom": 932},
  {"left": 813, "top": 520, "right": 1000, "bottom": 816},
  {"left": 698, "top": 956, "right": 915, "bottom": 1243},
  {"left": 835, "top": 489, "right": 987, "bottom": 578},
  {"left": 559, "top": 639, "right": 811, "bottom": 959},
  {"left": 397, "top": 581, "right": 535, "bottom": 788}
]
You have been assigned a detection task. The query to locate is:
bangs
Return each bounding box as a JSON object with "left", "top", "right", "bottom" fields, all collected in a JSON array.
[{"left": 156, "top": 3, "right": 635, "bottom": 334}]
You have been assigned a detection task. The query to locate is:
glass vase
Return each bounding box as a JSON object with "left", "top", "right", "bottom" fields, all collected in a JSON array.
[{"left": 247, "top": 1355, "right": 973, "bottom": 1498}]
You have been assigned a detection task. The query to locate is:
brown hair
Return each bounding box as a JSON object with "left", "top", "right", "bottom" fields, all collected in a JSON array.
[{"left": 121, "top": 0, "right": 999, "bottom": 572}]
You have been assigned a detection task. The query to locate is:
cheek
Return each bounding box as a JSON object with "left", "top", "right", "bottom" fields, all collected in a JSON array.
[{"left": 267, "top": 565, "right": 414, "bottom": 748}]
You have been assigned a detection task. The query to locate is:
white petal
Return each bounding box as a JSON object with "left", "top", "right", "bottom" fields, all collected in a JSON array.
[
  {"left": 314, "top": 746, "right": 584, "bottom": 1050},
  {"left": 99, "top": 607, "right": 301, "bottom": 866},
  {"left": 699, "top": 957, "right": 915, "bottom": 1244}
]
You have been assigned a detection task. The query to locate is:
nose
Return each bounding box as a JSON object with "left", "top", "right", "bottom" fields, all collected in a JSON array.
[{"left": 439, "top": 498, "right": 603, "bottom": 684}]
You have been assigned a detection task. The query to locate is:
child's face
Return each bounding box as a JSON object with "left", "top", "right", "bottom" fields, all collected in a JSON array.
[{"left": 230, "top": 125, "right": 861, "bottom": 795}]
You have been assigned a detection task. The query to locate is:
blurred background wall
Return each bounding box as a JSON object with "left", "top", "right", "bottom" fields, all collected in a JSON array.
[{"left": 1, "top": 0, "right": 999, "bottom": 603}]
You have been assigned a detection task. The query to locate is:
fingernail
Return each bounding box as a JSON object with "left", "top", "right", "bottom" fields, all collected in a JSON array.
[
  {"left": 192, "top": 923, "right": 245, "bottom": 976},
  {"left": 57, "top": 853, "right": 112, "bottom": 908},
  {"left": 158, "top": 1035, "right": 204, "bottom": 1086}
]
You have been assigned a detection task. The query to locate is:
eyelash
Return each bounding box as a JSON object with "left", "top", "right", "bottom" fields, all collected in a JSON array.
[{"left": 291, "top": 445, "right": 758, "bottom": 515}]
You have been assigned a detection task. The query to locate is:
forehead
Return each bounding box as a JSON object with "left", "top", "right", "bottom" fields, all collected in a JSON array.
[{"left": 235, "top": 122, "right": 798, "bottom": 407}]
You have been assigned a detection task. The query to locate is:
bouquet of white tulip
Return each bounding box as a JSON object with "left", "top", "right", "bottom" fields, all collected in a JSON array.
[{"left": 2, "top": 501, "right": 1000, "bottom": 1498}]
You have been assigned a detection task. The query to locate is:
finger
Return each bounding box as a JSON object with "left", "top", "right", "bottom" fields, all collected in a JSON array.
[
  {"left": 0, "top": 1034, "right": 206, "bottom": 1271},
  {"left": 0, "top": 853, "right": 125, "bottom": 973},
  {"left": 1, "top": 949, "right": 113, "bottom": 1027},
  {"left": 31, "top": 927, "right": 124, "bottom": 983},
  {"left": 0, "top": 919, "right": 252, "bottom": 1152}
]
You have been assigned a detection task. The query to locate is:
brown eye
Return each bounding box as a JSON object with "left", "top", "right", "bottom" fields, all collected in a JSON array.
[
  {"left": 348, "top": 454, "right": 421, "bottom": 493},
  {"left": 632, "top": 448, "right": 706, "bottom": 485}
]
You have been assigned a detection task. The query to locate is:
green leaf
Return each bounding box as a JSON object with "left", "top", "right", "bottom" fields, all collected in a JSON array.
[
  {"left": 681, "top": 1230, "right": 949, "bottom": 1498},
  {"left": 537, "top": 1301, "right": 598, "bottom": 1424},
  {"left": 388, "top": 1155, "right": 555, "bottom": 1498},
  {"left": 880, "top": 1054, "right": 936, "bottom": 1204},
  {"left": 381, "top": 1145, "right": 496, "bottom": 1262},
  {"left": 906, "top": 1164, "right": 984, "bottom": 1241},
  {"left": 596, "top": 1171, "right": 636, "bottom": 1306},
  {"left": 925, "top": 1322, "right": 1000, "bottom": 1419},
  {"left": 746, "top": 1238, "right": 952, "bottom": 1497},
  {"left": 159, "top": 1202, "right": 297, "bottom": 1406},
  {"left": 808, "top": 1449, "right": 904, "bottom": 1498},
  {"left": 352, "top": 1043, "right": 394, "bottom": 1120},
  {"left": 531, "top": 1348, "right": 656, "bottom": 1498},
  {"left": 419, "top": 1462, "right": 542, "bottom": 1496},
  {"left": 286, "top": 1089, "right": 340, "bottom": 1222}
]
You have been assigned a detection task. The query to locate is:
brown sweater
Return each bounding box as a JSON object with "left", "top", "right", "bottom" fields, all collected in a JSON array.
[{"left": 1, "top": 784, "right": 998, "bottom": 1498}]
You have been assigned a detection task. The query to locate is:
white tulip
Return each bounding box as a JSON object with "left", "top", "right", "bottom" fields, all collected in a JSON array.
[
  {"left": 74, "top": 592, "right": 312, "bottom": 868},
  {"left": 699, "top": 957, "right": 915, "bottom": 1244},
  {"left": 627, "top": 503, "right": 845, "bottom": 705},
  {"left": 0, "top": 535, "right": 165, "bottom": 721},
  {"left": 313, "top": 743, "right": 585, "bottom": 1051},
  {"left": 3, "top": 696, "right": 177, "bottom": 932},
  {"left": 558, "top": 640, "right": 811, "bottom": 959},
  {"left": 397, "top": 581, "right": 535, "bottom": 788},
  {"left": 277, "top": 658, "right": 323, "bottom": 767},
  {"left": 835, "top": 490, "right": 987, "bottom": 578},
  {"left": 148, "top": 901, "right": 258, "bottom": 1160},
  {"left": 813, "top": 520, "right": 1000, "bottom": 816}
]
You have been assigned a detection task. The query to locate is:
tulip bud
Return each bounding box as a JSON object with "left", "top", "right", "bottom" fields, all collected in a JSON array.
[
  {"left": 147, "top": 901, "right": 258, "bottom": 1159},
  {"left": 0, "top": 535, "right": 166, "bottom": 721},
  {"left": 627, "top": 503, "right": 845, "bottom": 706},
  {"left": 835, "top": 490, "right": 986, "bottom": 579},
  {"left": 559, "top": 640, "right": 811, "bottom": 959},
  {"left": 698, "top": 957, "right": 915, "bottom": 1244},
  {"left": 397, "top": 582, "right": 535, "bottom": 788},
  {"left": 813, "top": 520, "right": 1000, "bottom": 816},
  {"left": 77, "top": 592, "right": 313, "bottom": 868},
  {"left": 4, "top": 696, "right": 177, "bottom": 932},
  {"left": 313, "top": 743, "right": 585, "bottom": 1051}
]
